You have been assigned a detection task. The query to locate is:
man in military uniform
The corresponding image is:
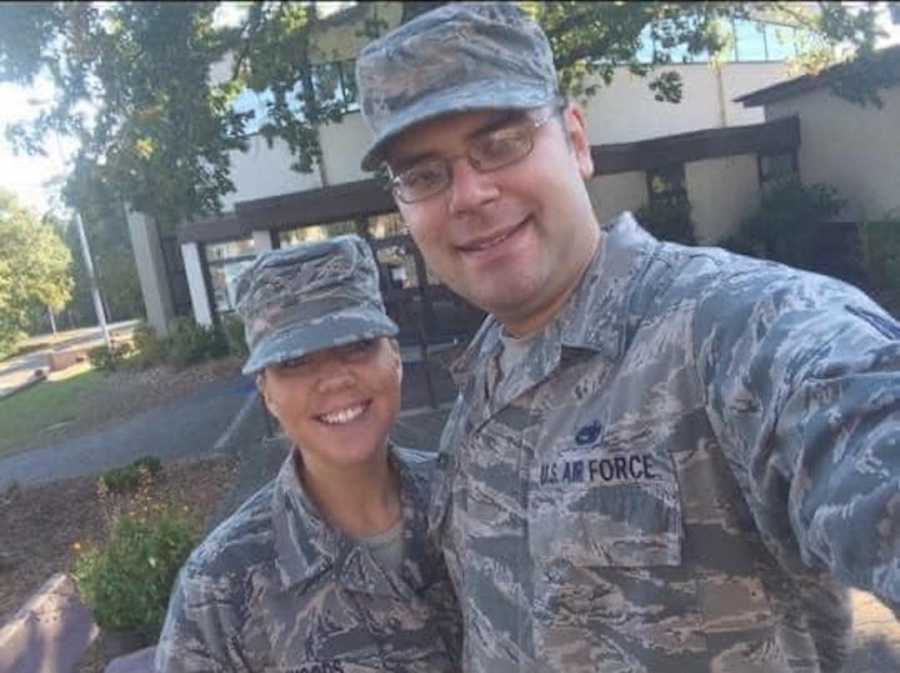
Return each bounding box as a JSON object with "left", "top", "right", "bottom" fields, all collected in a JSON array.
[
  {"left": 156, "top": 236, "right": 461, "bottom": 672},
  {"left": 356, "top": 3, "right": 900, "bottom": 672}
]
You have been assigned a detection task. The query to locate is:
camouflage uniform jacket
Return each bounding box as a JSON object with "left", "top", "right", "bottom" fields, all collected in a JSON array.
[
  {"left": 157, "top": 442, "right": 462, "bottom": 673},
  {"left": 431, "top": 212, "right": 900, "bottom": 673}
]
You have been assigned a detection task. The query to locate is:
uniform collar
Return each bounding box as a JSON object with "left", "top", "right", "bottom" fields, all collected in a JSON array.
[
  {"left": 271, "top": 442, "right": 437, "bottom": 597},
  {"left": 451, "top": 212, "right": 658, "bottom": 381}
]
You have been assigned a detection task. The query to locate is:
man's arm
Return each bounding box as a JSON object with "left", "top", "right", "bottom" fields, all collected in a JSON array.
[{"left": 696, "top": 266, "right": 900, "bottom": 615}]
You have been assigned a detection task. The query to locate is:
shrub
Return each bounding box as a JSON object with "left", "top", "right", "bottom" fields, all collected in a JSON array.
[
  {"left": 636, "top": 198, "right": 696, "bottom": 246},
  {"left": 73, "top": 506, "right": 198, "bottom": 638},
  {"left": 222, "top": 314, "right": 249, "bottom": 358},
  {"left": 99, "top": 457, "right": 163, "bottom": 495},
  {"left": 131, "top": 322, "right": 165, "bottom": 369},
  {"left": 87, "top": 342, "right": 134, "bottom": 372},
  {"left": 163, "top": 317, "right": 229, "bottom": 368},
  {"left": 859, "top": 218, "right": 900, "bottom": 313},
  {"left": 724, "top": 178, "right": 846, "bottom": 270}
]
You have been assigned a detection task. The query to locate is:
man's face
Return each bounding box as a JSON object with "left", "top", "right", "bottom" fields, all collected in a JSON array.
[
  {"left": 257, "top": 337, "right": 401, "bottom": 472},
  {"left": 387, "top": 103, "right": 599, "bottom": 336}
]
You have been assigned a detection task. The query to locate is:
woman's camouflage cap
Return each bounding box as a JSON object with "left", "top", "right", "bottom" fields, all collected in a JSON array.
[
  {"left": 234, "top": 235, "right": 398, "bottom": 375},
  {"left": 356, "top": 1, "right": 559, "bottom": 171}
]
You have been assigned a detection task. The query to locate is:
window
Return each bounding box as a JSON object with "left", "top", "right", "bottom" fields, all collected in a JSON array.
[
  {"left": 647, "top": 163, "right": 688, "bottom": 208},
  {"left": 764, "top": 23, "right": 797, "bottom": 61},
  {"left": 367, "top": 212, "right": 405, "bottom": 239},
  {"left": 231, "top": 59, "right": 359, "bottom": 136},
  {"left": 629, "top": 18, "right": 799, "bottom": 66},
  {"left": 733, "top": 19, "right": 767, "bottom": 62},
  {"left": 279, "top": 220, "right": 358, "bottom": 248},
  {"left": 758, "top": 151, "right": 798, "bottom": 192},
  {"left": 205, "top": 238, "right": 256, "bottom": 313}
]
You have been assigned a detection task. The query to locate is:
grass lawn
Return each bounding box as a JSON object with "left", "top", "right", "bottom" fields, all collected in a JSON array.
[{"left": 0, "top": 368, "right": 106, "bottom": 457}]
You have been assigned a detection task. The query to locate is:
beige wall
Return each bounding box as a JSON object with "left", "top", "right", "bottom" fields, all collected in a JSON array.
[
  {"left": 220, "top": 135, "right": 323, "bottom": 212},
  {"left": 765, "top": 85, "right": 900, "bottom": 222},
  {"left": 310, "top": 3, "right": 403, "bottom": 63},
  {"left": 587, "top": 157, "right": 761, "bottom": 243},
  {"left": 582, "top": 62, "right": 790, "bottom": 144},
  {"left": 587, "top": 172, "right": 648, "bottom": 225},
  {"left": 319, "top": 111, "right": 372, "bottom": 185},
  {"left": 686, "top": 154, "right": 760, "bottom": 243}
]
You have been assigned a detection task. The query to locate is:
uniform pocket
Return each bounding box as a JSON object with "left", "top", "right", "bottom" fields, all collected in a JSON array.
[{"left": 529, "top": 450, "right": 683, "bottom": 567}]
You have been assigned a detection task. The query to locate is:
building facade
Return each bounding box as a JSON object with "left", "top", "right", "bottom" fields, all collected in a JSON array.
[{"left": 130, "top": 4, "right": 814, "bottom": 342}]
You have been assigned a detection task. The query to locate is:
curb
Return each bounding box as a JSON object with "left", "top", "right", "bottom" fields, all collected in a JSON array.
[
  {"left": 213, "top": 391, "right": 259, "bottom": 452},
  {"left": 0, "top": 573, "right": 99, "bottom": 673},
  {"left": 0, "top": 370, "right": 47, "bottom": 401}
]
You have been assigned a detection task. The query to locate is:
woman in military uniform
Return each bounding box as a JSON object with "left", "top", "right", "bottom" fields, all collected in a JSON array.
[{"left": 156, "top": 235, "right": 461, "bottom": 673}]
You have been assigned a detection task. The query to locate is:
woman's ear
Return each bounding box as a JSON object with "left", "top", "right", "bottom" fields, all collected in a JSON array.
[{"left": 256, "top": 372, "right": 276, "bottom": 415}]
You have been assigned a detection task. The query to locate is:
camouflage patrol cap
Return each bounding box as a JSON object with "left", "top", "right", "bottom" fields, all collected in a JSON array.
[
  {"left": 234, "top": 235, "right": 398, "bottom": 376},
  {"left": 356, "top": 2, "right": 559, "bottom": 172}
]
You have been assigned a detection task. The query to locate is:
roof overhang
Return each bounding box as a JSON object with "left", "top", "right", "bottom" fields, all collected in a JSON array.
[
  {"left": 591, "top": 115, "right": 800, "bottom": 175},
  {"left": 736, "top": 43, "right": 900, "bottom": 107},
  {"left": 179, "top": 117, "right": 801, "bottom": 245}
]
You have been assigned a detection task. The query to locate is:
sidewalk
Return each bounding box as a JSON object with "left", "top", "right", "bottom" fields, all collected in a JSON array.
[
  {"left": 0, "top": 321, "right": 140, "bottom": 399},
  {"left": 0, "top": 346, "right": 459, "bottom": 492}
]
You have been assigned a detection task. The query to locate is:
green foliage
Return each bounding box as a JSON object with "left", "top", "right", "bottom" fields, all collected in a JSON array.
[
  {"left": 0, "top": 190, "right": 73, "bottom": 354},
  {"left": 1, "top": 3, "right": 248, "bottom": 228},
  {"left": 73, "top": 506, "right": 197, "bottom": 636},
  {"left": 87, "top": 341, "right": 134, "bottom": 372},
  {"left": 222, "top": 313, "right": 249, "bottom": 358},
  {"left": 0, "top": 368, "right": 105, "bottom": 457},
  {"left": 98, "top": 457, "right": 163, "bottom": 495},
  {"left": 636, "top": 199, "right": 696, "bottom": 246},
  {"left": 163, "top": 317, "right": 229, "bottom": 368},
  {"left": 0, "top": 2, "right": 890, "bottom": 232},
  {"left": 130, "top": 321, "right": 165, "bottom": 369},
  {"left": 860, "top": 219, "right": 900, "bottom": 307},
  {"left": 720, "top": 178, "right": 846, "bottom": 271}
]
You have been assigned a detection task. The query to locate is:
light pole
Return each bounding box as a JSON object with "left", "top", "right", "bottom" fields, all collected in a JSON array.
[{"left": 74, "top": 211, "right": 112, "bottom": 349}]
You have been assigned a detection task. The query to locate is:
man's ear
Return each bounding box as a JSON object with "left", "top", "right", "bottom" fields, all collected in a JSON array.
[{"left": 563, "top": 102, "right": 594, "bottom": 180}]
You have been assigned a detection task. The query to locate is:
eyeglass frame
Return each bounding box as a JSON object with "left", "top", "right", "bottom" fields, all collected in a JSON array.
[{"left": 384, "top": 101, "right": 567, "bottom": 204}]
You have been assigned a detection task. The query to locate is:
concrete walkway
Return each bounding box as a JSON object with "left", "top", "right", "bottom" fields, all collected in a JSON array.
[
  {"left": 0, "top": 321, "right": 140, "bottom": 398},
  {"left": 0, "top": 373, "right": 254, "bottom": 491}
]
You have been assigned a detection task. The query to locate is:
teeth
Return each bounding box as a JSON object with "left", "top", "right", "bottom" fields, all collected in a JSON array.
[
  {"left": 472, "top": 229, "right": 512, "bottom": 251},
  {"left": 319, "top": 404, "right": 366, "bottom": 425}
]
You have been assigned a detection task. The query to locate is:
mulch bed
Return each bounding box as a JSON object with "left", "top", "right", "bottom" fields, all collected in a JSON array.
[{"left": 0, "top": 455, "right": 238, "bottom": 628}]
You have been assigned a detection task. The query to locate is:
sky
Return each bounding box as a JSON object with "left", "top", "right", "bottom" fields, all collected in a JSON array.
[{"left": 0, "top": 1, "right": 897, "bottom": 219}]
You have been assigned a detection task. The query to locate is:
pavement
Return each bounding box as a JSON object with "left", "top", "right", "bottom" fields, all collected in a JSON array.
[
  {"left": 0, "top": 339, "right": 458, "bottom": 492},
  {"left": 2, "top": 330, "right": 899, "bottom": 673},
  {"left": 0, "top": 335, "right": 458, "bottom": 673},
  {"left": 0, "top": 372, "right": 255, "bottom": 491},
  {"left": 0, "top": 321, "right": 141, "bottom": 399}
]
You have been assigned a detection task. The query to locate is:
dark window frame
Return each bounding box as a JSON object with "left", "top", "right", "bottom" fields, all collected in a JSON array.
[
  {"left": 646, "top": 162, "right": 689, "bottom": 208},
  {"left": 757, "top": 149, "right": 799, "bottom": 190}
]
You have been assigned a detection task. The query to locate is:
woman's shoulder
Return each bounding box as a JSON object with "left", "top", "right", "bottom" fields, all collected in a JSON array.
[{"left": 183, "top": 480, "right": 278, "bottom": 584}]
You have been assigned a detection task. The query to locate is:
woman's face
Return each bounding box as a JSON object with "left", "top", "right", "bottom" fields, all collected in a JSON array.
[{"left": 258, "top": 337, "right": 402, "bottom": 472}]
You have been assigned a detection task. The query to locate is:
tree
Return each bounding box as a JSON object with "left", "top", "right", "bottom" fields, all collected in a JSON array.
[
  {"left": 0, "top": 1, "right": 894, "bottom": 233},
  {"left": 0, "top": 189, "right": 73, "bottom": 354}
]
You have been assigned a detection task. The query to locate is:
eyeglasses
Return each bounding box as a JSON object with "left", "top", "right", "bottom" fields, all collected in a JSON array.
[{"left": 388, "top": 105, "right": 562, "bottom": 204}]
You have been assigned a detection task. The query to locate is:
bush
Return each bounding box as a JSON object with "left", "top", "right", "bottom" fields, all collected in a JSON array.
[
  {"left": 723, "top": 178, "right": 847, "bottom": 270},
  {"left": 636, "top": 198, "right": 696, "bottom": 246},
  {"left": 87, "top": 342, "right": 134, "bottom": 372},
  {"left": 99, "top": 457, "right": 163, "bottom": 495},
  {"left": 222, "top": 314, "right": 249, "bottom": 358},
  {"left": 860, "top": 218, "right": 900, "bottom": 313},
  {"left": 131, "top": 322, "right": 165, "bottom": 369},
  {"left": 163, "top": 317, "right": 229, "bottom": 368},
  {"left": 73, "top": 506, "right": 198, "bottom": 638}
]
